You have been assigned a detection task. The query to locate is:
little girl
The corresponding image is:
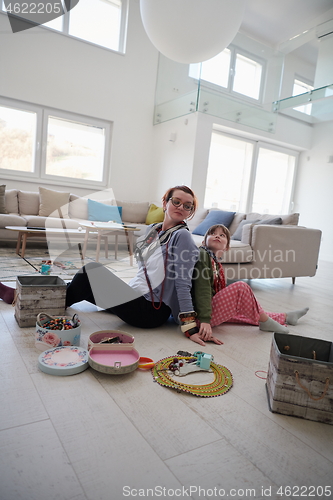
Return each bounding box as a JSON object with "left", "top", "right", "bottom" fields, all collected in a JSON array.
[{"left": 190, "top": 224, "right": 309, "bottom": 346}]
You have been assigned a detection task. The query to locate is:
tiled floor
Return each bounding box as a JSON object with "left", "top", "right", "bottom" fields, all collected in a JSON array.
[{"left": 0, "top": 257, "right": 332, "bottom": 500}]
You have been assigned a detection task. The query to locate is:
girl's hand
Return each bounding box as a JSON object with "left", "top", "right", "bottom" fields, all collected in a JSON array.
[
  {"left": 198, "top": 323, "right": 223, "bottom": 344},
  {"left": 189, "top": 332, "right": 223, "bottom": 346},
  {"left": 199, "top": 322, "right": 213, "bottom": 339}
]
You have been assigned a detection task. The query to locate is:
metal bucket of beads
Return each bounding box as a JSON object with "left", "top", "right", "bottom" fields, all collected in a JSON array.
[{"left": 35, "top": 312, "right": 81, "bottom": 352}]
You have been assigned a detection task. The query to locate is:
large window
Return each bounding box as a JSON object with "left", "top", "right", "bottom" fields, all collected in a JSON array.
[
  {"left": 190, "top": 46, "right": 264, "bottom": 102},
  {"left": 1, "top": 0, "right": 127, "bottom": 52},
  {"left": 205, "top": 131, "right": 298, "bottom": 215},
  {"left": 0, "top": 98, "right": 111, "bottom": 187}
]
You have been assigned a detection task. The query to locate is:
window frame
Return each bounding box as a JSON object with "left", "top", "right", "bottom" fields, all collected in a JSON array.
[
  {"left": 292, "top": 75, "right": 314, "bottom": 116},
  {"left": 205, "top": 129, "right": 299, "bottom": 214},
  {"left": 0, "top": 96, "right": 112, "bottom": 189},
  {"left": 0, "top": 0, "right": 128, "bottom": 54},
  {"left": 190, "top": 44, "right": 266, "bottom": 105}
]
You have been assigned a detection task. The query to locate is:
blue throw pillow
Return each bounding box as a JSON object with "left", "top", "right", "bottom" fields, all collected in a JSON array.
[
  {"left": 192, "top": 210, "right": 236, "bottom": 236},
  {"left": 88, "top": 199, "right": 122, "bottom": 223}
]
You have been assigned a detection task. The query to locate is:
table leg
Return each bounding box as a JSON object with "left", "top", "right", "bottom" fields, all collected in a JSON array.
[
  {"left": 104, "top": 236, "right": 108, "bottom": 258},
  {"left": 96, "top": 231, "right": 101, "bottom": 262},
  {"left": 16, "top": 231, "right": 23, "bottom": 255},
  {"left": 115, "top": 235, "right": 118, "bottom": 260},
  {"left": 82, "top": 229, "right": 90, "bottom": 258},
  {"left": 21, "top": 233, "right": 28, "bottom": 258},
  {"left": 126, "top": 231, "right": 134, "bottom": 266}
]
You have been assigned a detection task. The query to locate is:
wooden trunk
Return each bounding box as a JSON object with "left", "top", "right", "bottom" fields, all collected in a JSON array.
[
  {"left": 266, "top": 332, "right": 333, "bottom": 425},
  {"left": 15, "top": 276, "right": 67, "bottom": 327}
]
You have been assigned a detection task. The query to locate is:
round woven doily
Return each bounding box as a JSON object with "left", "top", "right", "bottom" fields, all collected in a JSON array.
[{"left": 152, "top": 355, "right": 233, "bottom": 397}]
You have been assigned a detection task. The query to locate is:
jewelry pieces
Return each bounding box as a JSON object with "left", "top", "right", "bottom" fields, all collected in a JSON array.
[{"left": 152, "top": 355, "right": 233, "bottom": 397}]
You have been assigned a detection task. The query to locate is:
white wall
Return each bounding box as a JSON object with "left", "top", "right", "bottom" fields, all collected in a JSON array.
[
  {"left": 314, "top": 33, "right": 333, "bottom": 87},
  {"left": 0, "top": 0, "right": 159, "bottom": 201},
  {"left": 294, "top": 121, "right": 333, "bottom": 262}
]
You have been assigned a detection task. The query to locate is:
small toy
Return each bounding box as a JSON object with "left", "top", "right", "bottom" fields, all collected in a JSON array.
[{"left": 168, "top": 351, "right": 214, "bottom": 376}]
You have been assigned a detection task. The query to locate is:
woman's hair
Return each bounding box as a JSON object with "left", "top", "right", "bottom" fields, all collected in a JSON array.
[
  {"left": 203, "top": 224, "right": 231, "bottom": 250},
  {"left": 162, "top": 185, "right": 197, "bottom": 219}
]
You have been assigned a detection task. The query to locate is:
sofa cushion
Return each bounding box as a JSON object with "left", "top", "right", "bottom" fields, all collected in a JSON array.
[
  {"left": 192, "top": 209, "right": 235, "bottom": 235},
  {"left": 69, "top": 195, "right": 114, "bottom": 220},
  {"left": 186, "top": 207, "right": 209, "bottom": 232},
  {"left": 255, "top": 217, "right": 282, "bottom": 226},
  {"left": 38, "top": 187, "right": 70, "bottom": 218},
  {"left": 228, "top": 212, "right": 246, "bottom": 235},
  {"left": 231, "top": 219, "right": 260, "bottom": 241},
  {"left": 0, "top": 185, "right": 7, "bottom": 214},
  {"left": 145, "top": 204, "right": 164, "bottom": 224},
  {"left": 22, "top": 216, "right": 80, "bottom": 230},
  {"left": 5, "top": 189, "right": 19, "bottom": 214},
  {"left": 69, "top": 195, "right": 87, "bottom": 220},
  {"left": 18, "top": 190, "right": 40, "bottom": 215},
  {"left": 116, "top": 200, "right": 149, "bottom": 224},
  {"left": 0, "top": 214, "right": 27, "bottom": 229},
  {"left": 88, "top": 199, "right": 122, "bottom": 223},
  {"left": 246, "top": 212, "right": 299, "bottom": 225}
]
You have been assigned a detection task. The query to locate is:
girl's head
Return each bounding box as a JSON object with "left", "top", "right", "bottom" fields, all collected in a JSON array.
[
  {"left": 203, "top": 224, "right": 230, "bottom": 252},
  {"left": 162, "top": 185, "right": 197, "bottom": 220}
]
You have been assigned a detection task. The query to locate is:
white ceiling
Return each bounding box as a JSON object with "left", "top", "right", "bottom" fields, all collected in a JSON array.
[{"left": 240, "top": 0, "right": 333, "bottom": 64}]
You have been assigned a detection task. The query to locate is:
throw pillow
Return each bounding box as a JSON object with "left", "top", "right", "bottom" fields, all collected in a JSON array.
[
  {"left": 39, "top": 187, "right": 70, "bottom": 218},
  {"left": 145, "top": 204, "right": 164, "bottom": 225},
  {"left": 255, "top": 217, "right": 283, "bottom": 226},
  {"left": 116, "top": 200, "right": 149, "bottom": 224},
  {"left": 231, "top": 219, "right": 260, "bottom": 240},
  {"left": 192, "top": 210, "right": 236, "bottom": 236},
  {"left": 88, "top": 199, "right": 122, "bottom": 223},
  {"left": 0, "top": 185, "right": 7, "bottom": 214}
]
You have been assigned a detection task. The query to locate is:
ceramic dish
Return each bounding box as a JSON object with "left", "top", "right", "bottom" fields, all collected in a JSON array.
[
  {"left": 88, "top": 344, "right": 140, "bottom": 374},
  {"left": 87, "top": 330, "right": 135, "bottom": 351},
  {"left": 38, "top": 346, "right": 89, "bottom": 376}
]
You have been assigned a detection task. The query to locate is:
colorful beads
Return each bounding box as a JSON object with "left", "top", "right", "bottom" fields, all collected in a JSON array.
[{"left": 41, "top": 317, "right": 80, "bottom": 331}]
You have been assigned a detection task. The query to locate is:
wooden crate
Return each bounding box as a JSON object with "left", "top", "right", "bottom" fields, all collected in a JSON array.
[
  {"left": 266, "top": 332, "right": 333, "bottom": 425},
  {"left": 15, "top": 275, "right": 67, "bottom": 327}
]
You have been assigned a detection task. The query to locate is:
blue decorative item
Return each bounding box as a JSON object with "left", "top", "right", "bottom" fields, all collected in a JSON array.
[
  {"left": 88, "top": 199, "right": 122, "bottom": 223},
  {"left": 192, "top": 210, "right": 235, "bottom": 236}
]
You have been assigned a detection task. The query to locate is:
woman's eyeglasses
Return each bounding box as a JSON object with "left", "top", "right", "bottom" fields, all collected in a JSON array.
[{"left": 169, "top": 197, "right": 194, "bottom": 211}]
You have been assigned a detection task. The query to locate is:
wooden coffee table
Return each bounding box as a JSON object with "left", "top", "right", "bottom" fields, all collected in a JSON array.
[
  {"left": 80, "top": 223, "right": 138, "bottom": 265},
  {"left": 5, "top": 226, "right": 84, "bottom": 258}
]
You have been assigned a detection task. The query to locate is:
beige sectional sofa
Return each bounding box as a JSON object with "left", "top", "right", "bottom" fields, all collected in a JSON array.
[{"left": 0, "top": 187, "right": 322, "bottom": 282}]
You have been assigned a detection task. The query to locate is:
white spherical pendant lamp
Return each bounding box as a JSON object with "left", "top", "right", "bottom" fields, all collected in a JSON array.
[{"left": 140, "top": 0, "right": 247, "bottom": 64}]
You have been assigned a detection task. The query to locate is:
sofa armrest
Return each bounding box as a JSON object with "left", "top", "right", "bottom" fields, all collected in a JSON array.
[{"left": 250, "top": 225, "right": 322, "bottom": 277}]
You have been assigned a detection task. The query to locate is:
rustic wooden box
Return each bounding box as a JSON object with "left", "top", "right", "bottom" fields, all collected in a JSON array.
[
  {"left": 266, "top": 332, "right": 333, "bottom": 425},
  {"left": 15, "top": 276, "right": 67, "bottom": 328}
]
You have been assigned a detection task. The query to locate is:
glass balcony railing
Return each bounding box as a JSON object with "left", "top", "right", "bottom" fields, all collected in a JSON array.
[
  {"left": 197, "top": 87, "right": 276, "bottom": 133},
  {"left": 153, "top": 33, "right": 283, "bottom": 133},
  {"left": 272, "top": 83, "right": 333, "bottom": 123}
]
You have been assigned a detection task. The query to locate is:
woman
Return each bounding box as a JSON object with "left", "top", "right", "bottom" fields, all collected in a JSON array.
[
  {"left": 191, "top": 224, "right": 309, "bottom": 346},
  {"left": 64, "top": 185, "right": 201, "bottom": 337},
  {"left": 0, "top": 186, "right": 200, "bottom": 338}
]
